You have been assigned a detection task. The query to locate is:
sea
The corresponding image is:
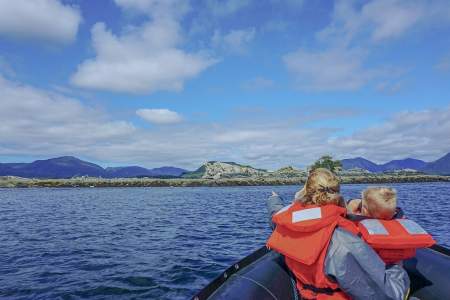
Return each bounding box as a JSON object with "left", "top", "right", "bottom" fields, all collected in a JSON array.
[{"left": 1, "top": 182, "right": 449, "bottom": 299}]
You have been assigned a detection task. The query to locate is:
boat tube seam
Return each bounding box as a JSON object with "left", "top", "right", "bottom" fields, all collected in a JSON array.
[
  {"left": 427, "top": 248, "right": 450, "bottom": 258},
  {"left": 235, "top": 274, "right": 278, "bottom": 300},
  {"left": 289, "top": 274, "right": 299, "bottom": 300}
]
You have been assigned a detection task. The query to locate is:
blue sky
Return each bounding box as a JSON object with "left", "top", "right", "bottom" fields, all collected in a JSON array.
[{"left": 0, "top": 0, "right": 450, "bottom": 170}]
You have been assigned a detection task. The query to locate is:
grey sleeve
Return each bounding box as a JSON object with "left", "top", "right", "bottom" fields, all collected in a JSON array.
[
  {"left": 325, "top": 228, "right": 410, "bottom": 300},
  {"left": 266, "top": 195, "right": 285, "bottom": 230}
]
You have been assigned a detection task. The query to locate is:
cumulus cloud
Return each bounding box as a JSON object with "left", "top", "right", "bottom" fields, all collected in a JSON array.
[
  {"left": 2, "top": 75, "right": 449, "bottom": 169},
  {"left": 330, "top": 107, "right": 450, "bottom": 162},
  {"left": 0, "top": 0, "right": 81, "bottom": 44},
  {"left": 0, "top": 75, "right": 334, "bottom": 168},
  {"left": 362, "top": 0, "right": 425, "bottom": 41},
  {"left": 318, "top": 0, "right": 421, "bottom": 44},
  {"left": 0, "top": 75, "right": 135, "bottom": 158},
  {"left": 214, "top": 130, "right": 269, "bottom": 143},
  {"left": 71, "top": 0, "right": 216, "bottom": 94},
  {"left": 318, "top": 0, "right": 450, "bottom": 45},
  {"left": 137, "top": 108, "right": 183, "bottom": 124},
  {"left": 284, "top": 0, "right": 450, "bottom": 91},
  {"left": 212, "top": 28, "right": 256, "bottom": 55},
  {"left": 283, "top": 47, "right": 370, "bottom": 91}
]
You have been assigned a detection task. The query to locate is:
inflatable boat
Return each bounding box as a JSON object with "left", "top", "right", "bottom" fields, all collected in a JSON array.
[{"left": 193, "top": 244, "right": 450, "bottom": 300}]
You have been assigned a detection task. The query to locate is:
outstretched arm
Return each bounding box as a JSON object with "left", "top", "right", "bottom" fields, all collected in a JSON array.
[
  {"left": 325, "top": 228, "right": 410, "bottom": 300},
  {"left": 266, "top": 192, "right": 285, "bottom": 230}
]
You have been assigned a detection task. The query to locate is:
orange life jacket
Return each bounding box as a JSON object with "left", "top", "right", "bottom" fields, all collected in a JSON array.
[
  {"left": 357, "top": 218, "right": 436, "bottom": 264},
  {"left": 267, "top": 202, "right": 358, "bottom": 300}
]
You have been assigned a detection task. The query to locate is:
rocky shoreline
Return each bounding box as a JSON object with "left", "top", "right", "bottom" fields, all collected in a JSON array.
[{"left": 1, "top": 174, "right": 450, "bottom": 188}]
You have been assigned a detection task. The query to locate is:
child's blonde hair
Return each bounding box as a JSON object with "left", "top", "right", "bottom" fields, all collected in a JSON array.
[
  {"left": 362, "top": 187, "right": 397, "bottom": 220},
  {"left": 295, "top": 168, "right": 342, "bottom": 206}
]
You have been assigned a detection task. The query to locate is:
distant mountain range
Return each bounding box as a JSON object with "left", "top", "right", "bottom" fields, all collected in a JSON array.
[
  {"left": 342, "top": 152, "right": 450, "bottom": 175},
  {"left": 1, "top": 152, "right": 449, "bottom": 179},
  {"left": 0, "top": 156, "right": 187, "bottom": 179}
]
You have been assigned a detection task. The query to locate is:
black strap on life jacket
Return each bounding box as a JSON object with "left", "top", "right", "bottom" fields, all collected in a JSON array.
[{"left": 301, "top": 283, "right": 341, "bottom": 296}]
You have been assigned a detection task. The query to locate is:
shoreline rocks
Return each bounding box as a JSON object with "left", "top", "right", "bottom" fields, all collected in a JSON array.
[{"left": 1, "top": 174, "right": 450, "bottom": 188}]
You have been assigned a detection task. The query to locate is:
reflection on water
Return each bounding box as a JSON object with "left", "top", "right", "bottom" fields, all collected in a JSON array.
[{"left": 0, "top": 183, "right": 449, "bottom": 299}]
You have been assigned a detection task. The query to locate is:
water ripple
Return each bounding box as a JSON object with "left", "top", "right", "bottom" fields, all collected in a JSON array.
[{"left": 0, "top": 183, "right": 449, "bottom": 299}]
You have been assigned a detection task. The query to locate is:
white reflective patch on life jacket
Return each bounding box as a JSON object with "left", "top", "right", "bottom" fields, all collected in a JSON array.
[
  {"left": 360, "top": 219, "right": 389, "bottom": 235},
  {"left": 397, "top": 219, "right": 427, "bottom": 235},
  {"left": 275, "top": 203, "right": 293, "bottom": 215},
  {"left": 292, "top": 207, "right": 322, "bottom": 223}
]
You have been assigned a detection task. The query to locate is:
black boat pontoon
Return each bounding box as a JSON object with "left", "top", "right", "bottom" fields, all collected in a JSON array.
[{"left": 193, "top": 245, "right": 450, "bottom": 300}]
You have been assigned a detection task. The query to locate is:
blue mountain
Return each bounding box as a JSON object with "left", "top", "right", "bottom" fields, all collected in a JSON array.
[
  {"left": 341, "top": 157, "right": 382, "bottom": 172},
  {"left": 342, "top": 153, "right": 450, "bottom": 175},
  {"left": 105, "top": 166, "right": 186, "bottom": 178},
  {"left": 0, "top": 156, "right": 187, "bottom": 179},
  {"left": 0, "top": 156, "right": 104, "bottom": 178},
  {"left": 380, "top": 158, "right": 427, "bottom": 172},
  {"left": 105, "top": 166, "right": 155, "bottom": 178},
  {"left": 422, "top": 153, "right": 450, "bottom": 175},
  {"left": 149, "top": 166, "right": 187, "bottom": 177}
]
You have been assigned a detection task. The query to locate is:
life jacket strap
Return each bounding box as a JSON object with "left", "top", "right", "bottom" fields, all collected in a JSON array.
[{"left": 301, "top": 283, "right": 341, "bottom": 295}]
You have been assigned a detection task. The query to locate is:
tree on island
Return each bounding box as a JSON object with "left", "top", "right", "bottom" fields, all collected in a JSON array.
[{"left": 310, "top": 155, "right": 342, "bottom": 173}]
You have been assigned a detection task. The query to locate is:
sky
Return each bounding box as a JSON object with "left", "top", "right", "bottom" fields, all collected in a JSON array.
[{"left": 0, "top": 0, "right": 450, "bottom": 170}]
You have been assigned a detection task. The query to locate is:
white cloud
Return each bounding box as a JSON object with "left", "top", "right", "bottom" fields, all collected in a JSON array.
[
  {"left": 318, "top": 0, "right": 450, "bottom": 45},
  {"left": 330, "top": 107, "right": 450, "bottom": 162},
  {"left": 363, "top": 0, "right": 425, "bottom": 41},
  {"left": 0, "top": 0, "right": 81, "bottom": 44},
  {"left": 0, "top": 75, "right": 135, "bottom": 158},
  {"left": 0, "top": 75, "right": 335, "bottom": 168},
  {"left": 212, "top": 28, "right": 256, "bottom": 55},
  {"left": 214, "top": 130, "right": 269, "bottom": 143},
  {"left": 283, "top": 47, "right": 370, "bottom": 91},
  {"left": 137, "top": 109, "right": 183, "bottom": 124},
  {"left": 284, "top": 0, "right": 450, "bottom": 91},
  {"left": 2, "top": 76, "right": 449, "bottom": 169},
  {"left": 71, "top": 1, "right": 216, "bottom": 94}
]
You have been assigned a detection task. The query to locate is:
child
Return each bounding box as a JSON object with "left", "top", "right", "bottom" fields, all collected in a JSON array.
[
  {"left": 348, "top": 187, "right": 435, "bottom": 265},
  {"left": 347, "top": 187, "right": 397, "bottom": 220}
]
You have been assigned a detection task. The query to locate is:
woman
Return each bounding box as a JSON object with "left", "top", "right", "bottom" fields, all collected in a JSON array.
[{"left": 266, "top": 168, "right": 409, "bottom": 300}]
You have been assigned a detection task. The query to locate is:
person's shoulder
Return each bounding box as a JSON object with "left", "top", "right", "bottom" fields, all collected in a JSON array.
[
  {"left": 326, "top": 227, "right": 365, "bottom": 270},
  {"left": 332, "top": 227, "right": 364, "bottom": 249},
  {"left": 331, "top": 226, "right": 383, "bottom": 263}
]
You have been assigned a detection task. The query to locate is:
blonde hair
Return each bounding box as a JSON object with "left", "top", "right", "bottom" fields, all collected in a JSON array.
[
  {"left": 295, "top": 168, "right": 342, "bottom": 206},
  {"left": 362, "top": 187, "right": 397, "bottom": 220}
]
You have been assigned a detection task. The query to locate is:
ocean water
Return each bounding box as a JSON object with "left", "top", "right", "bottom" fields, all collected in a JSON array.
[{"left": 0, "top": 183, "right": 449, "bottom": 299}]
